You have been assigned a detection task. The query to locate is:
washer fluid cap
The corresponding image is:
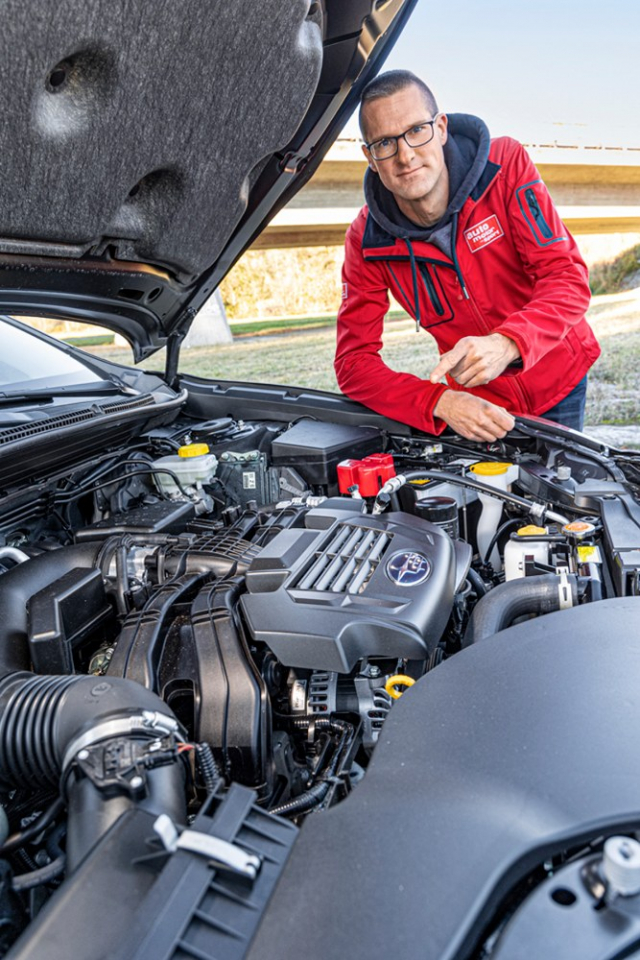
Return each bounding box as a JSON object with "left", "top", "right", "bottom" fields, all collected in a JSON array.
[
  {"left": 516, "top": 525, "right": 547, "bottom": 536},
  {"left": 469, "top": 461, "right": 512, "bottom": 477},
  {"left": 178, "top": 443, "right": 210, "bottom": 458},
  {"left": 603, "top": 836, "right": 640, "bottom": 896}
]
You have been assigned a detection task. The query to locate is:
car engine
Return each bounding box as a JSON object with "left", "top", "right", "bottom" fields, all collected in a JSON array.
[{"left": 0, "top": 404, "right": 639, "bottom": 957}]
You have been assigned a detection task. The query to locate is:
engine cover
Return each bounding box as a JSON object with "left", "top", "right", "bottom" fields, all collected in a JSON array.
[{"left": 240, "top": 501, "right": 457, "bottom": 672}]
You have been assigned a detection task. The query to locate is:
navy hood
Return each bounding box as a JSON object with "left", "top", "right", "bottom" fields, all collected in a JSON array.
[{"left": 364, "top": 113, "right": 491, "bottom": 243}]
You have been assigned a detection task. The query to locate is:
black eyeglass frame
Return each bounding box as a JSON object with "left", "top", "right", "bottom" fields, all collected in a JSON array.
[{"left": 365, "top": 116, "right": 440, "bottom": 161}]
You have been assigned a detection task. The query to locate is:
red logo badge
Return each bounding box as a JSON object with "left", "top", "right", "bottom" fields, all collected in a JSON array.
[{"left": 464, "top": 215, "right": 504, "bottom": 253}]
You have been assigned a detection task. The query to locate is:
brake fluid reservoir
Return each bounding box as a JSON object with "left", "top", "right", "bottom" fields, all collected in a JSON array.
[
  {"left": 152, "top": 443, "right": 218, "bottom": 496},
  {"left": 504, "top": 526, "right": 549, "bottom": 581},
  {"left": 468, "top": 461, "right": 519, "bottom": 570}
]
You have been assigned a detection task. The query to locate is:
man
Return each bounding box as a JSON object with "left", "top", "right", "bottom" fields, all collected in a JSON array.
[{"left": 334, "top": 71, "right": 600, "bottom": 441}]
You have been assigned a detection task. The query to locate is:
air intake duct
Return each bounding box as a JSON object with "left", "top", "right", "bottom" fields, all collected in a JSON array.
[{"left": 0, "top": 672, "right": 185, "bottom": 870}]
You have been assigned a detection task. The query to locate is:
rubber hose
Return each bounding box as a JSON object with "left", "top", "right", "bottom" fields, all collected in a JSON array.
[
  {"left": 464, "top": 574, "right": 578, "bottom": 645},
  {"left": 466, "top": 567, "right": 488, "bottom": 598},
  {"left": 12, "top": 856, "right": 66, "bottom": 891},
  {"left": 0, "top": 673, "right": 186, "bottom": 870}
]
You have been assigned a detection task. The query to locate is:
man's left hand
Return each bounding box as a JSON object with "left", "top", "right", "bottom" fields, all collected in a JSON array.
[{"left": 429, "top": 333, "right": 521, "bottom": 388}]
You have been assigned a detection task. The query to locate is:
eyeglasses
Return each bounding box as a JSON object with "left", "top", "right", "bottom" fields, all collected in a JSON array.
[{"left": 365, "top": 117, "right": 439, "bottom": 161}]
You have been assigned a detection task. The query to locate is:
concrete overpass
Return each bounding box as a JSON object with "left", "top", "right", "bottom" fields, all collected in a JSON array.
[{"left": 255, "top": 138, "right": 640, "bottom": 250}]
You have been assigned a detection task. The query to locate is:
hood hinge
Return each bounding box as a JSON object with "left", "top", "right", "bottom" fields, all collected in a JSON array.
[{"left": 165, "top": 328, "right": 187, "bottom": 389}]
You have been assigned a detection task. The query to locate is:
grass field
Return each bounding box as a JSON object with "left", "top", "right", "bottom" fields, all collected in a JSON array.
[{"left": 85, "top": 288, "right": 640, "bottom": 427}]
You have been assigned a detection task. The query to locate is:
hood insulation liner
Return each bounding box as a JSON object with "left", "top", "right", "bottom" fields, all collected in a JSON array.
[{"left": 0, "top": 0, "right": 322, "bottom": 279}]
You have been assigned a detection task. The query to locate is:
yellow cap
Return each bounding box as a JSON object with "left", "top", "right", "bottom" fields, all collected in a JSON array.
[
  {"left": 469, "top": 461, "right": 512, "bottom": 477},
  {"left": 516, "top": 525, "right": 547, "bottom": 536},
  {"left": 385, "top": 675, "right": 416, "bottom": 700},
  {"left": 178, "top": 443, "right": 210, "bottom": 458}
]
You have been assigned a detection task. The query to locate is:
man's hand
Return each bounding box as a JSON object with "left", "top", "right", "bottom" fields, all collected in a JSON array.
[
  {"left": 429, "top": 333, "right": 520, "bottom": 388},
  {"left": 434, "top": 390, "right": 515, "bottom": 441}
]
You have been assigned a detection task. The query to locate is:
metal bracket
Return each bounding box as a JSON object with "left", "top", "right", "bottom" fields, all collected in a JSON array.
[{"left": 557, "top": 569, "right": 573, "bottom": 609}]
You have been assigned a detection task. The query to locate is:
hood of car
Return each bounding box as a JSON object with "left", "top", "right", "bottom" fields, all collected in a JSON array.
[{"left": 0, "top": 0, "right": 415, "bottom": 361}]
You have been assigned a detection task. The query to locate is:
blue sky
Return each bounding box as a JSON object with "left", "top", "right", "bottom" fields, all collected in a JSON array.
[{"left": 346, "top": 0, "right": 640, "bottom": 146}]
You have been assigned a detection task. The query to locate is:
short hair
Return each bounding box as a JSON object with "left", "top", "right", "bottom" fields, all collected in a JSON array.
[{"left": 359, "top": 70, "right": 439, "bottom": 141}]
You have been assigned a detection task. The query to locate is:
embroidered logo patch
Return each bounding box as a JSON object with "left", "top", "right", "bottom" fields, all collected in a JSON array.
[
  {"left": 464, "top": 215, "right": 504, "bottom": 253},
  {"left": 341, "top": 283, "right": 348, "bottom": 300}
]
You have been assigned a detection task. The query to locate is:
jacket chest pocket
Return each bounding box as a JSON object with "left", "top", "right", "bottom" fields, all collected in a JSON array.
[
  {"left": 417, "top": 263, "right": 456, "bottom": 328},
  {"left": 388, "top": 261, "right": 456, "bottom": 330}
]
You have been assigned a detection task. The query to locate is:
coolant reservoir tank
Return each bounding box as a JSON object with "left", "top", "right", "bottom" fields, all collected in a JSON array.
[
  {"left": 468, "top": 461, "right": 519, "bottom": 570},
  {"left": 503, "top": 526, "right": 549, "bottom": 581},
  {"left": 152, "top": 443, "right": 218, "bottom": 496}
]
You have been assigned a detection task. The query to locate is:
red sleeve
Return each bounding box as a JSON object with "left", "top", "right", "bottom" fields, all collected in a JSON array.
[
  {"left": 493, "top": 140, "right": 591, "bottom": 369},
  {"left": 334, "top": 215, "right": 448, "bottom": 434}
]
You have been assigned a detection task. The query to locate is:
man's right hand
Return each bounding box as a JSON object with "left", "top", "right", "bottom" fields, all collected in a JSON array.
[{"left": 433, "top": 390, "right": 515, "bottom": 441}]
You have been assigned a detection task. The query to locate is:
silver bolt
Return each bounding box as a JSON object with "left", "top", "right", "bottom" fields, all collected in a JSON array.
[
  {"left": 369, "top": 666, "right": 381, "bottom": 678},
  {"left": 77, "top": 749, "right": 90, "bottom": 761},
  {"left": 130, "top": 775, "right": 144, "bottom": 790}
]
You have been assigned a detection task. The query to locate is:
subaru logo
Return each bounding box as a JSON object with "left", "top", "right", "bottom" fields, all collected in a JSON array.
[{"left": 385, "top": 551, "right": 431, "bottom": 587}]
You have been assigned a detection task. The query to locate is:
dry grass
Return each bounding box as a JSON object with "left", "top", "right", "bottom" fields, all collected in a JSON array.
[{"left": 85, "top": 290, "right": 640, "bottom": 426}]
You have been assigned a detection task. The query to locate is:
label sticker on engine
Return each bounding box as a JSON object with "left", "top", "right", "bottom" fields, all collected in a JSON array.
[
  {"left": 464, "top": 215, "right": 504, "bottom": 253},
  {"left": 577, "top": 545, "right": 602, "bottom": 564},
  {"left": 243, "top": 472, "right": 257, "bottom": 490},
  {"left": 290, "top": 680, "right": 307, "bottom": 713}
]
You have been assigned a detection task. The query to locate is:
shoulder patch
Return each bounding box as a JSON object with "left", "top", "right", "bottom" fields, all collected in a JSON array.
[{"left": 464, "top": 215, "right": 504, "bottom": 253}]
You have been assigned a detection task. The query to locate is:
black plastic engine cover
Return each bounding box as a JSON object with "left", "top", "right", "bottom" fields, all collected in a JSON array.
[
  {"left": 247, "top": 596, "right": 640, "bottom": 960},
  {"left": 240, "top": 503, "right": 456, "bottom": 672}
]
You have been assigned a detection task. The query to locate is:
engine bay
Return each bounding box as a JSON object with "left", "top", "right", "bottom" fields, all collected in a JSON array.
[{"left": 1, "top": 404, "right": 640, "bottom": 957}]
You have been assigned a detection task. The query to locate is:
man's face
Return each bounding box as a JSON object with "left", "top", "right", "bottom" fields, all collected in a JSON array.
[{"left": 361, "top": 85, "right": 448, "bottom": 204}]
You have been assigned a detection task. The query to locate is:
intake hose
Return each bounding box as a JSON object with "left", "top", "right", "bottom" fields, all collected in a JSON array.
[
  {"left": 0, "top": 672, "right": 186, "bottom": 871},
  {"left": 464, "top": 573, "right": 578, "bottom": 645}
]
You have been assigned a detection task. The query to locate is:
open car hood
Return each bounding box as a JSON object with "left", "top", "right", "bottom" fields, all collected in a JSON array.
[{"left": 0, "top": 0, "right": 416, "bottom": 361}]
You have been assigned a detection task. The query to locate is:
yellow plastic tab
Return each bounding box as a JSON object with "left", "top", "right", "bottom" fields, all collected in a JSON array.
[
  {"left": 469, "top": 461, "right": 512, "bottom": 477},
  {"left": 178, "top": 443, "right": 210, "bottom": 458},
  {"left": 408, "top": 478, "right": 432, "bottom": 486},
  {"left": 385, "top": 674, "right": 416, "bottom": 700},
  {"left": 516, "top": 525, "right": 547, "bottom": 536}
]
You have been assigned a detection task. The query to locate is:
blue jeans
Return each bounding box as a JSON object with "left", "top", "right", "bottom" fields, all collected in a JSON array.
[{"left": 540, "top": 376, "right": 588, "bottom": 431}]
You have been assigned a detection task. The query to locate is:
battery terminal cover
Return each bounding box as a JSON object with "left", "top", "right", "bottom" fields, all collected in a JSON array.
[{"left": 337, "top": 453, "right": 396, "bottom": 498}]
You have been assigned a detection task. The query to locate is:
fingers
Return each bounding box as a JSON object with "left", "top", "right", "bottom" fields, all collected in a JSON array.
[
  {"left": 465, "top": 408, "right": 515, "bottom": 441},
  {"left": 429, "top": 334, "right": 520, "bottom": 387},
  {"left": 433, "top": 390, "right": 515, "bottom": 442},
  {"left": 429, "top": 341, "right": 469, "bottom": 383}
]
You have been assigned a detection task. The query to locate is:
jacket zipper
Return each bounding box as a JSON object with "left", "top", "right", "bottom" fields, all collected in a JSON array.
[
  {"left": 449, "top": 267, "right": 531, "bottom": 411},
  {"left": 418, "top": 264, "right": 445, "bottom": 316},
  {"left": 524, "top": 188, "right": 553, "bottom": 239}
]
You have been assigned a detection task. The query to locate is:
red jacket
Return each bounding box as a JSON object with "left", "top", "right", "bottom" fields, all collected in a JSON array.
[{"left": 334, "top": 136, "right": 600, "bottom": 434}]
